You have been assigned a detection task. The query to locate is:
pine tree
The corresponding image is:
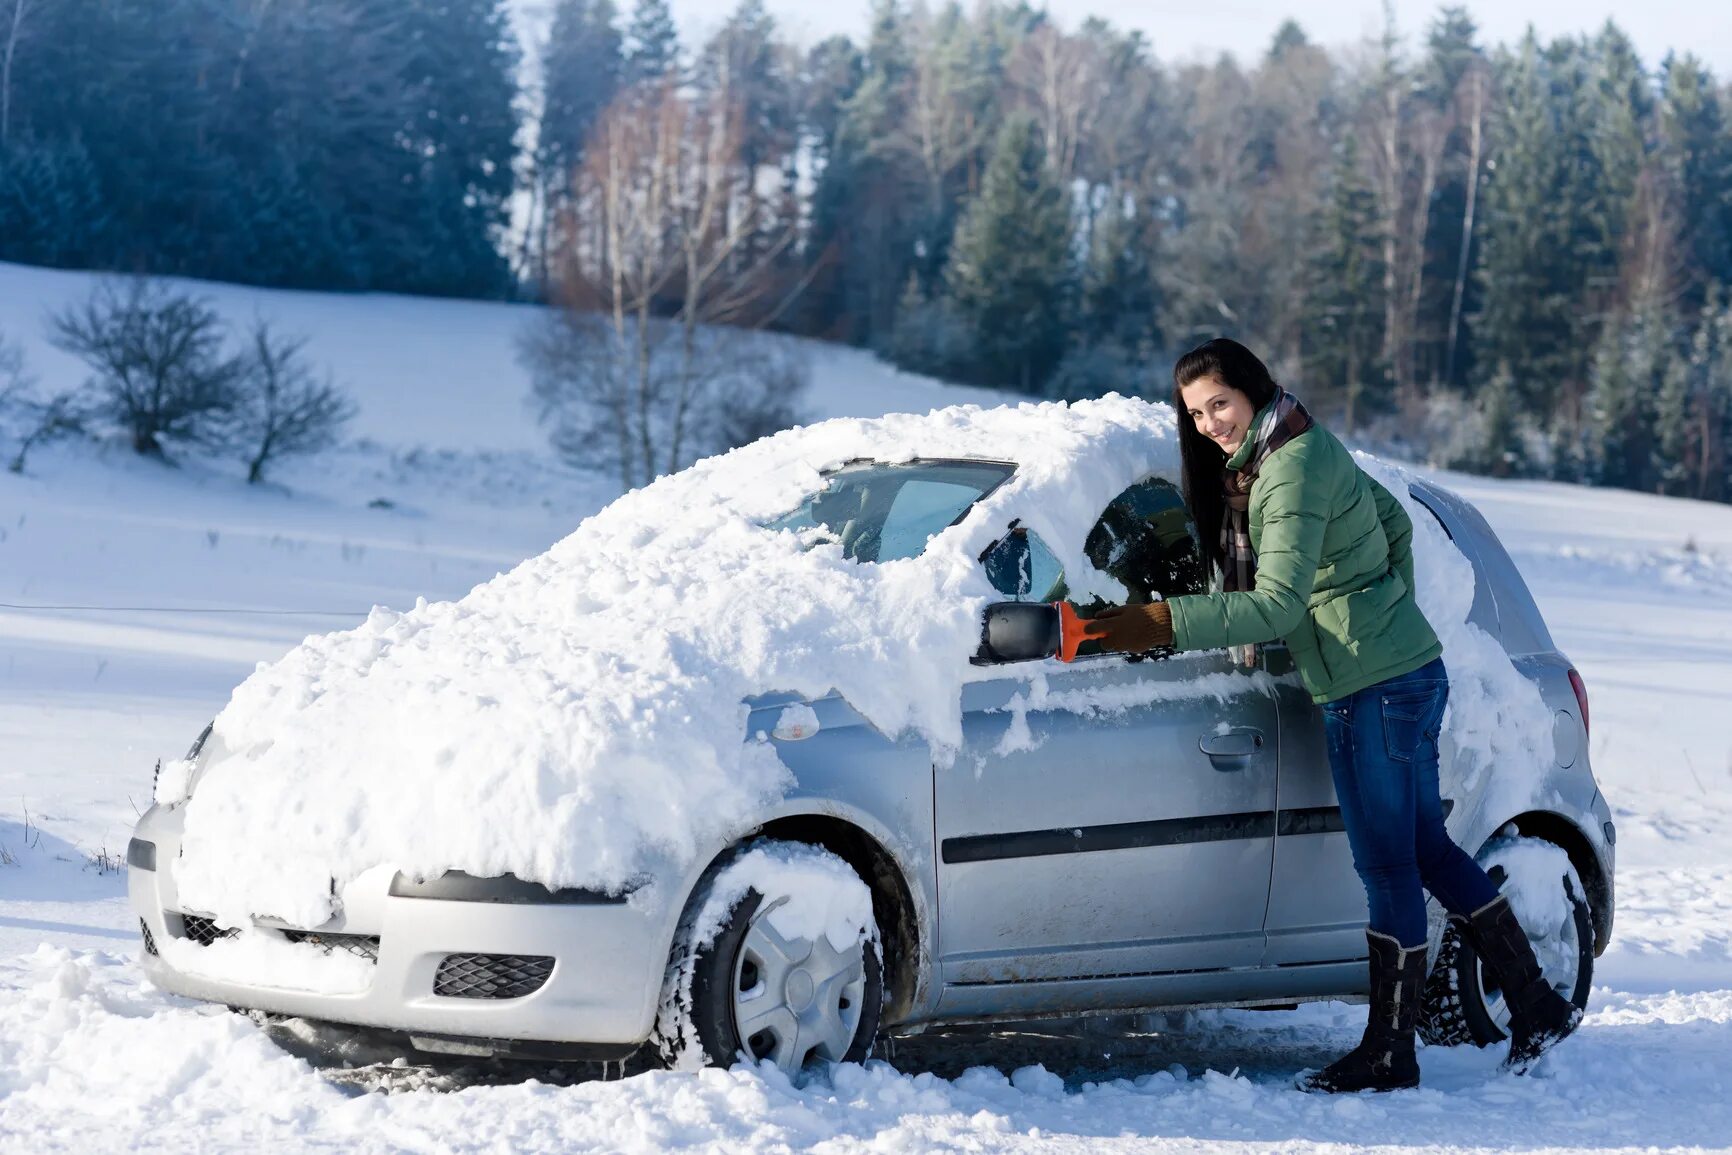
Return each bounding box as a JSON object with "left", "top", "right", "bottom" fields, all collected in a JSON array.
[
  {"left": 1700, "top": 294, "right": 1732, "bottom": 501},
  {"left": 623, "top": 0, "right": 679, "bottom": 86},
  {"left": 791, "top": 34, "right": 865, "bottom": 338},
  {"left": 697, "top": 0, "right": 798, "bottom": 274},
  {"left": 1659, "top": 286, "right": 1732, "bottom": 500},
  {"left": 942, "top": 113, "right": 1072, "bottom": 393},
  {"left": 534, "top": 0, "right": 622, "bottom": 286},
  {"left": 810, "top": 0, "right": 921, "bottom": 346},
  {"left": 1587, "top": 23, "right": 1651, "bottom": 273},
  {"left": 1306, "top": 134, "right": 1385, "bottom": 433},
  {"left": 541, "top": 0, "right": 622, "bottom": 183},
  {"left": 359, "top": 0, "right": 522, "bottom": 297},
  {"left": 1658, "top": 55, "right": 1732, "bottom": 311},
  {"left": 1472, "top": 363, "right": 1530, "bottom": 477},
  {"left": 1476, "top": 34, "right": 1580, "bottom": 413},
  {"left": 1076, "top": 191, "right": 1157, "bottom": 355},
  {"left": 1425, "top": 8, "right": 1488, "bottom": 388},
  {"left": 1587, "top": 300, "right": 1677, "bottom": 491}
]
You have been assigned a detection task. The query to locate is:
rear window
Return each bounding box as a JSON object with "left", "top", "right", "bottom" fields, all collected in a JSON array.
[{"left": 764, "top": 460, "right": 1015, "bottom": 563}]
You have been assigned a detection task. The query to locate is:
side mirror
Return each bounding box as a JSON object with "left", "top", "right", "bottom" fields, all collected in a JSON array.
[{"left": 974, "top": 601, "right": 1059, "bottom": 664}]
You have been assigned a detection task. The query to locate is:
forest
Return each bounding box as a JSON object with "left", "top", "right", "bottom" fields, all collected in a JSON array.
[{"left": 3, "top": 0, "right": 1731, "bottom": 497}]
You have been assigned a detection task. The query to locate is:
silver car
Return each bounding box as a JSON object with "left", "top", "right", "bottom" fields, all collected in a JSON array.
[{"left": 128, "top": 457, "right": 1613, "bottom": 1078}]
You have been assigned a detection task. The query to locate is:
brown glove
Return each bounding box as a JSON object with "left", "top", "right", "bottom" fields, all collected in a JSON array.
[{"left": 1082, "top": 601, "right": 1175, "bottom": 654}]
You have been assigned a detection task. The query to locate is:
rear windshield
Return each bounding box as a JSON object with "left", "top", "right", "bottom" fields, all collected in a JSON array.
[{"left": 764, "top": 460, "right": 1015, "bottom": 563}]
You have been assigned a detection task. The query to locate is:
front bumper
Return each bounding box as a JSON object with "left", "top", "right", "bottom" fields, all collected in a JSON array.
[{"left": 128, "top": 805, "right": 668, "bottom": 1053}]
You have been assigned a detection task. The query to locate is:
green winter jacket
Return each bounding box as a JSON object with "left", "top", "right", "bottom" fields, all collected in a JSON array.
[{"left": 1166, "top": 420, "right": 1443, "bottom": 704}]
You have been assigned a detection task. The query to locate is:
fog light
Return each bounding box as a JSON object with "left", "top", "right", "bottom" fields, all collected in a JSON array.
[{"left": 127, "top": 838, "right": 157, "bottom": 871}]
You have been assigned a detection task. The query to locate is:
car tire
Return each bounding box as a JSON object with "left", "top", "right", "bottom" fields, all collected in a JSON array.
[
  {"left": 658, "top": 841, "right": 883, "bottom": 1078},
  {"left": 1418, "top": 838, "right": 1595, "bottom": 1048}
]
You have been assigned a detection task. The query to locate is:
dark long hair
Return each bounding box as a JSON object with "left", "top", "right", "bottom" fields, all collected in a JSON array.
[{"left": 1171, "top": 337, "right": 1281, "bottom": 581}]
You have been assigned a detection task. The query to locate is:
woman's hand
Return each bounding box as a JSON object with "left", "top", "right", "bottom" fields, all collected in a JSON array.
[{"left": 1082, "top": 601, "right": 1175, "bottom": 654}]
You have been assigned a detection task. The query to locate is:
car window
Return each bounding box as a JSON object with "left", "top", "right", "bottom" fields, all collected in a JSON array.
[
  {"left": 1084, "top": 476, "right": 1207, "bottom": 604},
  {"left": 880, "top": 479, "right": 993, "bottom": 560},
  {"left": 980, "top": 523, "right": 1066, "bottom": 602},
  {"left": 764, "top": 460, "right": 1015, "bottom": 563}
]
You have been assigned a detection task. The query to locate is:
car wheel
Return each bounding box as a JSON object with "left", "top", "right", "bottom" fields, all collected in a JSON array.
[
  {"left": 658, "top": 841, "right": 882, "bottom": 1078},
  {"left": 1418, "top": 837, "right": 1594, "bottom": 1048}
]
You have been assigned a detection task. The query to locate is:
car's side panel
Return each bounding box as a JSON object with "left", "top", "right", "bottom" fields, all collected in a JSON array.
[
  {"left": 736, "top": 691, "right": 946, "bottom": 1024},
  {"left": 934, "top": 650, "right": 1280, "bottom": 1006}
]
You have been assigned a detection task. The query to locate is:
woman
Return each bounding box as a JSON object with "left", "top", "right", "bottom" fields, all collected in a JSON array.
[{"left": 1086, "top": 337, "right": 1580, "bottom": 1093}]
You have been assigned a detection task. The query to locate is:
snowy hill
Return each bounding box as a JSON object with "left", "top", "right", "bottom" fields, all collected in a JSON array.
[{"left": 1, "top": 262, "right": 1728, "bottom": 1151}]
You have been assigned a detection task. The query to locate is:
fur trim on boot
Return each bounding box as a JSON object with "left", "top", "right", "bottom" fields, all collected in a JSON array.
[
  {"left": 1297, "top": 929, "right": 1426, "bottom": 1093},
  {"left": 1454, "top": 893, "right": 1583, "bottom": 1073}
]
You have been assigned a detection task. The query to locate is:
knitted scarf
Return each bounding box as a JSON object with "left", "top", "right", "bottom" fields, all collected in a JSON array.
[{"left": 1220, "top": 385, "right": 1314, "bottom": 595}]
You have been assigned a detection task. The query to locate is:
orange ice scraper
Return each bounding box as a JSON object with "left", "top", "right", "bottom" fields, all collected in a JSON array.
[{"left": 1055, "top": 601, "right": 1105, "bottom": 662}]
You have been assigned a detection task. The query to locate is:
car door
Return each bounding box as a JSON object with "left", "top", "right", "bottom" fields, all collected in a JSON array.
[
  {"left": 1258, "top": 645, "right": 1370, "bottom": 965},
  {"left": 935, "top": 477, "right": 1280, "bottom": 998}
]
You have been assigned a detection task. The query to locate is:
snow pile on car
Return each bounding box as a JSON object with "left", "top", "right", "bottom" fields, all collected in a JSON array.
[
  {"left": 1357, "top": 454, "right": 1555, "bottom": 824},
  {"left": 168, "top": 395, "right": 1188, "bottom": 927},
  {"left": 164, "top": 394, "right": 1556, "bottom": 930}
]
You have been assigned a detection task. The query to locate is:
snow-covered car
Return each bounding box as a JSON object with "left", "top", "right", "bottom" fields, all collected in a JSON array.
[{"left": 126, "top": 395, "right": 1614, "bottom": 1078}]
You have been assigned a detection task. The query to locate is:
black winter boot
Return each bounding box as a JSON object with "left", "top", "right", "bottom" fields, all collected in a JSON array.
[
  {"left": 1297, "top": 929, "right": 1426, "bottom": 1093},
  {"left": 1453, "top": 893, "right": 1582, "bottom": 1074}
]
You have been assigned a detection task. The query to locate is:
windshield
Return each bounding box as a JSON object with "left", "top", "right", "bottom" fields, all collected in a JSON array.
[{"left": 764, "top": 460, "right": 1015, "bottom": 563}]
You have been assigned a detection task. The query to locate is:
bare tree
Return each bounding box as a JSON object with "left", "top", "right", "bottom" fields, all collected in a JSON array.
[
  {"left": 1445, "top": 58, "right": 1488, "bottom": 386},
  {"left": 1008, "top": 23, "right": 1110, "bottom": 186},
  {"left": 886, "top": 8, "right": 987, "bottom": 236},
  {"left": 227, "top": 319, "right": 356, "bottom": 483},
  {"left": 48, "top": 278, "right": 241, "bottom": 458},
  {"left": 522, "top": 311, "right": 808, "bottom": 489},
  {"left": 0, "top": 328, "right": 87, "bottom": 474},
  {"left": 1359, "top": 11, "right": 1450, "bottom": 401},
  {"left": 539, "top": 70, "right": 813, "bottom": 488}
]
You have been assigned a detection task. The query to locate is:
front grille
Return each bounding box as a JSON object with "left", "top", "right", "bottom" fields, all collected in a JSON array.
[
  {"left": 178, "top": 913, "right": 238, "bottom": 946},
  {"left": 140, "top": 919, "right": 158, "bottom": 956},
  {"left": 433, "top": 953, "right": 555, "bottom": 999},
  {"left": 283, "top": 929, "right": 381, "bottom": 963}
]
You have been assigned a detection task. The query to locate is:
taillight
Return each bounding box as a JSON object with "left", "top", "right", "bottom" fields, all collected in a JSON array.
[{"left": 1568, "top": 668, "right": 1589, "bottom": 738}]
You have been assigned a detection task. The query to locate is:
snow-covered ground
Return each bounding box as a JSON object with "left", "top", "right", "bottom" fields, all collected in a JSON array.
[{"left": 2, "top": 262, "right": 1728, "bottom": 1151}]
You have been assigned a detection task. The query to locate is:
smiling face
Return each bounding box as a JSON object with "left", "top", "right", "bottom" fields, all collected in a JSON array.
[{"left": 1179, "top": 375, "right": 1257, "bottom": 456}]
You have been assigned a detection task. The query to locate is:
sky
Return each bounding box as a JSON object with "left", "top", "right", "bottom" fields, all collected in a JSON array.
[{"left": 513, "top": 0, "right": 1732, "bottom": 75}]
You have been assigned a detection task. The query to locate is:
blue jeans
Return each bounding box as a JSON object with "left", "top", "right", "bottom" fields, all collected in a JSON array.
[{"left": 1320, "top": 656, "right": 1500, "bottom": 948}]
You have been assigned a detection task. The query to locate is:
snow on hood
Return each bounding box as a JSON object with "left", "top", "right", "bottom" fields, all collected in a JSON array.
[{"left": 170, "top": 395, "right": 1185, "bottom": 927}]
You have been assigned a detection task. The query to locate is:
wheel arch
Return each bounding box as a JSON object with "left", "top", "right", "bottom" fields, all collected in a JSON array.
[
  {"left": 1484, "top": 810, "right": 1612, "bottom": 957},
  {"left": 746, "top": 813, "right": 926, "bottom": 1025}
]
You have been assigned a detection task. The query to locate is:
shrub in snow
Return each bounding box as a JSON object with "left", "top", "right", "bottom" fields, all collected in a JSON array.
[
  {"left": 164, "top": 395, "right": 1556, "bottom": 931},
  {"left": 0, "top": 328, "right": 87, "bottom": 474},
  {"left": 48, "top": 277, "right": 241, "bottom": 459},
  {"left": 520, "top": 310, "right": 810, "bottom": 490},
  {"left": 224, "top": 320, "right": 356, "bottom": 484}
]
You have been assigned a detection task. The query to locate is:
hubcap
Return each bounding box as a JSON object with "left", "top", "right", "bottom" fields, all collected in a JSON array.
[
  {"left": 731, "top": 897, "right": 867, "bottom": 1076},
  {"left": 1475, "top": 877, "right": 1584, "bottom": 1036}
]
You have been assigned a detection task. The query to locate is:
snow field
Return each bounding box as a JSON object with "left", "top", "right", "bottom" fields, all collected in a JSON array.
[{"left": 2, "top": 943, "right": 1729, "bottom": 1153}]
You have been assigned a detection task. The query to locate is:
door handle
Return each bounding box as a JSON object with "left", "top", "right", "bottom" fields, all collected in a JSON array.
[{"left": 1199, "top": 728, "right": 1265, "bottom": 771}]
